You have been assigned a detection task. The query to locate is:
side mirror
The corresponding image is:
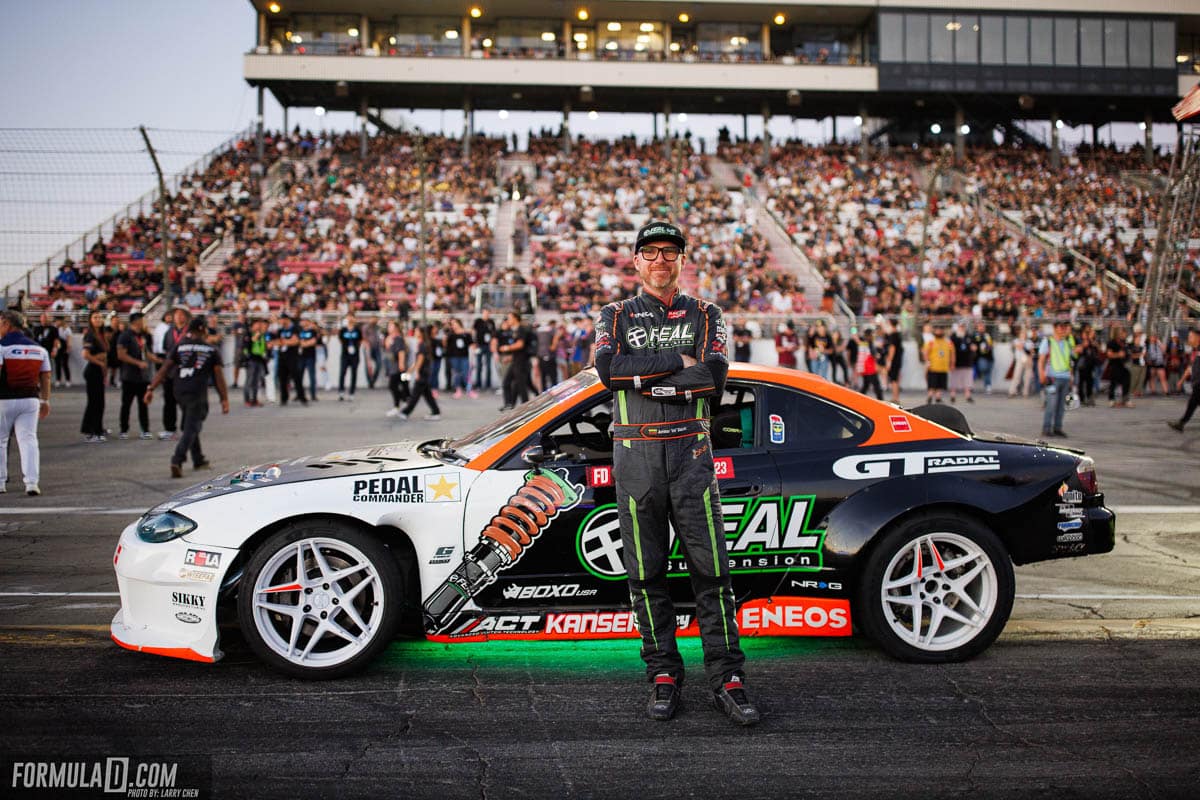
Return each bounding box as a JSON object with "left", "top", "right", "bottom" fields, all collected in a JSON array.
[{"left": 521, "top": 445, "right": 547, "bottom": 468}]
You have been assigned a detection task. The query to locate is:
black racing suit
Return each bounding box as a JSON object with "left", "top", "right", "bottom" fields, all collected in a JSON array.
[{"left": 595, "top": 290, "right": 744, "bottom": 690}]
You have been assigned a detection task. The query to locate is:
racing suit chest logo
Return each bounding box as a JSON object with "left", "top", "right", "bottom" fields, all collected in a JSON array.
[{"left": 626, "top": 322, "right": 694, "bottom": 350}]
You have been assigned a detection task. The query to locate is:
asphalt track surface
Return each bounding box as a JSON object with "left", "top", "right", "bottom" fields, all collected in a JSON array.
[{"left": 2, "top": 384, "right": 1199, "bottom": 799}]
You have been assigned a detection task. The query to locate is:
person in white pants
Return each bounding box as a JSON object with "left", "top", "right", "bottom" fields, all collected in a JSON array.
[{"left": 0, "top": 310, "right": 52, "bottom": 496}]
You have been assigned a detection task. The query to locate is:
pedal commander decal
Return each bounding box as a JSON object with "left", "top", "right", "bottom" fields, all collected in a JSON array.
[{"left": 351, "top": 472, "right": 461, "bottom": 503}]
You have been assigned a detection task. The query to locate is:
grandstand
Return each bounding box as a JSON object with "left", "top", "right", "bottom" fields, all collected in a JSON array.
[{"left": 4, "top": 0, "right": 1200, "bottom": 335}]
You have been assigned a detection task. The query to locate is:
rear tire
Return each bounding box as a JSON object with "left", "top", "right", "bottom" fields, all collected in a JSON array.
[
  {"left": 857, "top": 511, "right": 1014, "bottom": 663},
  {"left": 237, "top": 520, "right": 403, "bottom": 679}
]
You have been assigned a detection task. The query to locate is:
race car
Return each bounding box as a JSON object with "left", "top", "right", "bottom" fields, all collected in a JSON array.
[{"left": 111, "top": 364, "right": 1115, "bottom": 678}]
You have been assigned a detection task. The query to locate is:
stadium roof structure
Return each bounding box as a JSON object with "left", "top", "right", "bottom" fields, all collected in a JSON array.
[{"left": 244, "top": 1, "right": 1200, "bottom": 127}]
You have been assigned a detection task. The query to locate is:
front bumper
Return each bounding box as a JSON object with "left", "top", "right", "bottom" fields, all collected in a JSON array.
[{"left": 110, "top": 521, "right": 236, "bottom": 664}]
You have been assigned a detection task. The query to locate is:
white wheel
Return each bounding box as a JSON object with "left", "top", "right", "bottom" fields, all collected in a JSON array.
[
  {"left": 237, "top": 523, "right": 403, "bottom": 678},
  {"left": 859, "top": 512, "right": 1014, "bottom": 663},
  {"left": 879, "top": 532, "right": 999, "bottom": 652}
]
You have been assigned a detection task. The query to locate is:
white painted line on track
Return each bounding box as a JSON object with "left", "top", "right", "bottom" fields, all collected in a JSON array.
[
  {"left": 3, "top": 505, "right": 1198, "bottom": 516},
  {"left": 0, "top": 592, "right": 119, "bottom": 597},
  {"left": 0, "top": 508, "right": 142, "bottom": 515},
  {"left": 1017, "top": 594, "right": 1200, "bottom": 601},
  {"left": 1111, "top": 505, "right": 1200, "bottom": 514}
]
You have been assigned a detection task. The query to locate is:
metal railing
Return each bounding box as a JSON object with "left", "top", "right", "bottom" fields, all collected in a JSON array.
[{"left": 2, "top": 125, "right": 253, "bottom": 306}]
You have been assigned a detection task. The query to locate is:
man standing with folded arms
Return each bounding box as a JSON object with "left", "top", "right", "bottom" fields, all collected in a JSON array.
[{"left": 594, "top": 220, "right": 759, "bottom": 727}]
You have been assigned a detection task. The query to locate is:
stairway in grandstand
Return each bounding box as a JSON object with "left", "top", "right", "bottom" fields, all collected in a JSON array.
[
  {"left": 710, "top": 156, "right": 829, "bottom": 314},
  {"left": 195, "top": 150, "right": 321, "bottom": 291},
  {"left": 493, "top": 155, "right": 535, "bottom": 275}
]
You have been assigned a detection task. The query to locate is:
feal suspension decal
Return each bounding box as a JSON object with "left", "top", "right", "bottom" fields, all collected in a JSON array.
[
  {"left": 576, "top": 495, "right": 826, "bottom": 581},
  {"left": 422, "top": 468, "right": 584, "bottom": 635}
]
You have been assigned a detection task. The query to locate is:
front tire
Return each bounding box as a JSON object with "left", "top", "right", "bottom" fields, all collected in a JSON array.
[
  {"left": 858, "top": 511, "right": 1014, "bottom": 663},
  {"left": 237, "top": 521, "right": 403, "bottom": 679}
]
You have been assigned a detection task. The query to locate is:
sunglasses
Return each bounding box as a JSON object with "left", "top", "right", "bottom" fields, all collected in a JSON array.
[{"left": 638, "top": 245, "right": 682, "bottom": 262}]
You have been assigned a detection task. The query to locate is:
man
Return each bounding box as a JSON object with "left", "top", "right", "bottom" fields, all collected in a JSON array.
[
  {"left": 594, "top": 220, "right": 759, "bottom": 727},
  {"left": 446, "top": 318, "right": 475, "bottom": 398},
  {"left": 115, "top": 312, "right": 156, "bottom": 439},
  {"left": 298, "top": 315, "right": 320, "bottom": 401},
  {"left": 774, "top": 322, "right": 798, "bottom": 368},
  {"left": 337, "top": 312, "right": 362, "bottom": 401},
  {"left": 1167, "top": 328, "right": 1200, "bottom": 432},
  {"left": 884, "top": 317, "right": 904, "bottom": 403},
  {"left": 535, "top": 317, "right": 557, "bottom": 393},
  {"left": 809, "top": 319, "right": 833, "bottom": 378},
  {"left": 145, "top": 317, "right": 229, "bottom": 479},
  {"left": 0, "top": 310, "right": 52, "bottom": 496},
  {"left": 923, "top": 324, "right": 954, "bottom": 404},
  {"left": 242, "top": 318, "right": 269, "bottom": 407},
  {"left": 1106, "top": 326, "right": 1133, "bottom": 408},
  {"left": 156, "top": 308, "right": 190, "bottom": 439},
  {"left": 472, "top": 309, "right": 496, "bottom": 390},
  {"left": 498, "top": 311, "right": 532, "bottom": 411},
  {"left": 733, "top": 325, "right": 753, "bottom": 363},
  {"left": 948, "top": 322, "right": 976, "bottom": 404},
  {"left": 31, "top": 312, "right": 61, "bottom": 386},
  {"left": 273, "top": 314, "right": 307, "bottom": 406},
  {"left": 972, "top": 320, "right": 995, "bottom": 395},
  {"left": 1038, "top": 318, "right": 1074, "bottom": 438}
]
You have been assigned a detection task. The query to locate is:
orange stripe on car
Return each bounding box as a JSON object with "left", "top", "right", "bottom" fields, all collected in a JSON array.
[
  {"left": 111, "top": 632, "right": 215, "bottom": 663},
  {"left": 465, "top": 364, "right": 960, "bottom": 471}
]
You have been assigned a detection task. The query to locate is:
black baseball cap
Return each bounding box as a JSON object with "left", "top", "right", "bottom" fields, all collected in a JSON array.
[{"left": 635, "top": 220, "right": 686, "bottom": 252}]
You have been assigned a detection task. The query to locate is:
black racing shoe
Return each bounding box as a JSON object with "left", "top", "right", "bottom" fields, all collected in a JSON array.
[
  {"left": 647, "top": 673, "right": 681, "bottom": 721},
  {"left": 1167, "top": 420, "right": 1185, "bottom": 432},
  {"left": 713, "top": 675, "right": 760, "bottom": 727}
]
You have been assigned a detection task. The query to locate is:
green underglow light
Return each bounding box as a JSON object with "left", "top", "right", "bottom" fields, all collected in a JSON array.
[{"left": 379, "top": 636, "right": 863, "bottom": 673}]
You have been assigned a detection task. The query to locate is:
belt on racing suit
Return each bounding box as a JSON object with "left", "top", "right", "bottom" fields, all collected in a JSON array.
[{"left": 612, "top": 418, "right": 709, "bottom": 442}]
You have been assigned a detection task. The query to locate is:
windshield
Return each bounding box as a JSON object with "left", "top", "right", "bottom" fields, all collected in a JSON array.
[{"left": 448, "top": 370, "right": 603, "bottom": 462}]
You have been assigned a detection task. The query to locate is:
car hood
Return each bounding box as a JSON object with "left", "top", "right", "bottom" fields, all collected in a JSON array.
[{"left": 155, "top": 441, "right": 449, "bottom": 512}]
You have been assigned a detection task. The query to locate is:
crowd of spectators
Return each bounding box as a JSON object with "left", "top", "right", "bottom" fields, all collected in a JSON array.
[
  {"left": 521, "top": 135, "right": 804, "bottom": 315},
  {"left": 723, "top": 140, "right": 1176, "bottom": 322}
]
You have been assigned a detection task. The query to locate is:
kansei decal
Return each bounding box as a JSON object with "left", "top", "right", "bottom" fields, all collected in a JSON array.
[
  {"left": 576, "top": 495, "right": 826, "bottom": 580},
  {"left": 889, "top": 415, "right": 912, "bottom": 433},
  {"left": 421, "top": 469, "right": 585, "bottom": 634}
]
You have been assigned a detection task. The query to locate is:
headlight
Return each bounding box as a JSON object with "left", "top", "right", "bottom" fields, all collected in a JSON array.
[{"left": 137, "top": 511, "right": 197, "bottom": 543}]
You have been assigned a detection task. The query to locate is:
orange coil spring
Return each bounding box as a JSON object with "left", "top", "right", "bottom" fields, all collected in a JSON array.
[{"left": 480, "top": 474, "right": 568, "bottom": 560}]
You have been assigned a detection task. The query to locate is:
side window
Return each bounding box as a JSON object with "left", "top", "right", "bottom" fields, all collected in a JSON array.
[
  {"left": 711, "top": 383, "right": 757, "bottom": 451},
  {"left": 764, "top": 386, "right": 872, "bottom": 449},
  {"left": 509, "top": 397, "right": 614, "bottom": 466}
]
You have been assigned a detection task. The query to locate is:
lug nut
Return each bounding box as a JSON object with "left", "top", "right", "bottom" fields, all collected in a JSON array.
[
  {"left": 320, "top": 611, "right": 328, "bottom": 619},
  {"left": 323, "top": 583, "right": 330, "bottom": 590},
  {"left": 332, "top": 598, "right": 339, "bottom": 605},
  {"left": 305, "top": 587, "right": 312, "bottom": 594},
  {"left": 303, "top": 605, "right": 311, "bottom": 613}
]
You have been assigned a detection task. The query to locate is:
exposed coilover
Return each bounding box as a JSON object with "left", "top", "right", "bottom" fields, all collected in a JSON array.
[{"left": 422, "top": 467, "right": 583, "bottom": 634}]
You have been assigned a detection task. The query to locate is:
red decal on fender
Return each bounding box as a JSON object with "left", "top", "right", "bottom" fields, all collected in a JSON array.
[
  {"left": 713, "top": 457, "right": 735, "bottom": 479},
  {"left": 587, "top": 465, "right": 613, "bottom": 488}
]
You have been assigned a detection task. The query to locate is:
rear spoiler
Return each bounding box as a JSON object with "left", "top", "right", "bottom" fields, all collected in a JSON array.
[{"left": 906, "top": 403, "right": 972, "bottom": 437}]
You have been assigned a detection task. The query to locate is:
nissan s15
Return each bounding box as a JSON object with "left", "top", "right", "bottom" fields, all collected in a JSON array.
[{"left": 111, "top": 365, "right": 1115, "bottom": 678}]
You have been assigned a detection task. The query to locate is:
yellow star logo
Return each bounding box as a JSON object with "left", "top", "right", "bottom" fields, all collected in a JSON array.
[{"left": 427, "top": 474, "right": 459, "bottom": 501}]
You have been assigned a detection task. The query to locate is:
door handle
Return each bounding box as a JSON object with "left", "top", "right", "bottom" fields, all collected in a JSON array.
[{"left": 723, "top": 483, "right": 761, "bottom": 496}]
